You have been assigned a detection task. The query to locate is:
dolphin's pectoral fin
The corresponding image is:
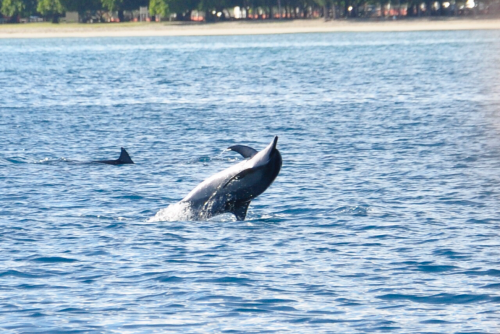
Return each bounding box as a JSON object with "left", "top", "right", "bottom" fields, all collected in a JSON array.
[
  {"left": 118, "top": 148, "right": 134, "bottom": 164},
  {"left": 222, "top": 170, "right": 247, "bottom": 188},
  {"left": 231, "top": 201, "right": 251, "bottom": 221},
  {"left": 228, "top": 145, "right": 258, "bottom": 158},
  {"left": 222, "top": 166, "right": 264, "bottom": 189}
]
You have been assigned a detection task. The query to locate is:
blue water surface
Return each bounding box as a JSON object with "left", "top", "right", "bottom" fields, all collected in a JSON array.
[{"left": 1, "top": 30, "right": 500, "bottom": 333}]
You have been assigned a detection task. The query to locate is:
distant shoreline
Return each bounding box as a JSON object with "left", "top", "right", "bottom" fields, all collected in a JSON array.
[{"left": 1, "top": 17, "right": 500, "bottom": 39}]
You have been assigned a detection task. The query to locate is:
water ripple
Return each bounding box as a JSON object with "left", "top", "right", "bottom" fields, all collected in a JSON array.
[{"left": 1, "top": 30, "right": 500, "bottom": 333}]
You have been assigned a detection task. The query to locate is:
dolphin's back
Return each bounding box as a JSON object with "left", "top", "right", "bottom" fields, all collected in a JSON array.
[{"left": 182, "top": 161, "right": 246, "bottom": 205}]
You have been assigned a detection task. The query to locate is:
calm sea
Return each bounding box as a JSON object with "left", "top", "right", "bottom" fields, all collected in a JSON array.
[{"left": 1, "top": 30, "right": 500, "bottom": 333}]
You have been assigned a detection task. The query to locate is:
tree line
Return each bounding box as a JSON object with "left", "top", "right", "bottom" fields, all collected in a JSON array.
[{"left": 1, "top": 0, "right": 498, "bottom": 23}]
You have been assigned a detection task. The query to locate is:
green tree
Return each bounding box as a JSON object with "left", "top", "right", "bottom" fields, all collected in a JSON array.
[
  {"left": 64, "top": 0, "right": 102, "bottom": 14},
  {"left": 101, "top": 0, "right": 121, "bottom": 11},
  {"left": 101, "top": 0, "right": 149, "bottom": 12},
  {"left": 1, "top": 0, "right": 24, "bottom": 16},
  {"left": 37, "top": 0, "right": 64, "bottom": 22},
  {"left": 314, "top": 0, "right": 335, "bottom": 19},
  {"left": 1, "top": 0, "right": 37, "bottom": 18},
  {"left": 149, "top": 0, "right": 168, "bottom": 16},
  {"left": 162, "top": 0, "right": 198, "bottom": 20}
]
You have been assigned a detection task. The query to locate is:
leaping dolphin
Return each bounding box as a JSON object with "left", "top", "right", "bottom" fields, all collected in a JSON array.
[
  {"left": 94, "top": 147, "right": 134, "bottom": 165},
  {"left": 152, "top": 136, "right": 282, "bottom": 221}
]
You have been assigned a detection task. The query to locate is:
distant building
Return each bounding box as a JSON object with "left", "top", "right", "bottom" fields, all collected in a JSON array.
[
  {"left": 0, "top": 14, "right": 11, "bottom": 24},
  {"left": 139, "top": 7, "right": 149, "bottom": 21},
  {"left": 65, "top": 12, "right": 80, "bottom": 23}
]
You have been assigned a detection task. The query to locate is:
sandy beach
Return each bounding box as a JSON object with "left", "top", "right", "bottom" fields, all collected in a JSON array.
[{"left": 0, "top": 18, "right": 500, "bottom": 39}]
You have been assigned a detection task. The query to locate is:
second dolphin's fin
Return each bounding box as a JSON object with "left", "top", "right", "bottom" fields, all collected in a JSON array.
[
  {"left": 118, "top": 148, "right": 134, "bottom": 164},
  {"left": 228, "top": 145, "right": 258, "bottom": 158},
  {"left": 94, "top": 148, "right": 134, "bottom": 165}
]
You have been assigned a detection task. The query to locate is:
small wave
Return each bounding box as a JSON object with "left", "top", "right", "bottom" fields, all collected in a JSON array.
[
  {"left": 195, "top": 156, "right": 212, "bottom": 163},
  {"left": 432, "top": 248, "right": 469, "bottom": 259},
  {"left": 16, "top": 284, "right": 51, "bottom": 290},
  {"left": 30, "top": 256, "right": 78, "bottom": 263},
  {"left": 77, "top": 275, "right": 104, "bottom": 284},
  {"left": 286, "top": 317, "right": 312, "bottom": 323},
  {"left": 57, "top": 308, "right": 87, "bottom": 313},
  {"left": 156, "top": 276, "right": 184, "bottom": 283},
  {"left": 414, "top": 265, "right": 458, "bottom": 273},
  {"left": 194, "top": 295, "right": 243, "bottom": 302},
  {"left": 467, "top": 218, "right": 496, "bottom": 224},
  {"left": 213, "top": 149, "right": 242, "bottom": 162},
  {"left": 0, "top": 270, "right": 44, "bottom": 278},
  {"left": 482, "top": 283, "right": 500, "bottom": 289},
  {"left": 32, "top": 157, "right": 65, "bottom": 165},
  {"left": 378, "top": 293, "right": 493, "bottom": 304},
  {"left": 5, "top": 157, "right": 30, "bottom": 164},
  {"left": 264, "top": 305, "right": 298, "bottom": 312},
  {"left": 77, "top": 214, "right": 116, "bottom": 221},
  {"left": 186, "top": 149, "right": 241, "bottom": 165},
  {"left": 114, "top": 195, "right": 144, "bottom": 200},
  {"left": 460, "top": 269, "right": 500, "bottom": 277},
  {"left": 251, "top": 213, "right": 287, "bottom": 223},
  {"left": 308, "top": 247, "right": 339, "bottom": 253},
  {"left": 420, "top": 319, "right": 454, "bottom": 324},
  {"left": 122, "top": 322, "right": 207, "bottom": 329},
  {"left": 196, "top": 277, "right": 254, "bottom": 285},
  {"left": 309, "top": 319, "right": 356, "bottom": 324},
  {"left": 332, "top": 205, "right": 370, "bottom": 216},
  {"left": 105, "top": 223, "right": 126, "bottom": 229},
  {"left": 255, "top": 298, "right": 296, "bottom": 304},
  {"left": 464, "top": 156, "right": 478, "bottom": 162},
  {"left": 232, "top": 308, "right": 271, "bottom": 313},
  {"left": 439, "top": 199, "right": 482, "bottom": 207},
  {"left": 28, "top": 312, "right": 47, "bottom": 318},
  {"left": 162, "top": 233, "right": 189, "bottom": 241}
]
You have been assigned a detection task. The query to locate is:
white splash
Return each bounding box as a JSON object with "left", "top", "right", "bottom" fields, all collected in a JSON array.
[{"left": 148, "top": 202, "right": 197, "bottom": 222}]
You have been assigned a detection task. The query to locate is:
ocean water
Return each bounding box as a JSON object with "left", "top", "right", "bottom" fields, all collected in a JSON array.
[{"left": 1, "top": 30, "right": 500, "bottom": 333}]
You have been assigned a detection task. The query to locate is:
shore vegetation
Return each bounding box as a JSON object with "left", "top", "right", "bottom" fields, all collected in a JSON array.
[{"left": 1, "top": 0, "right": 499, "bottom": 25}]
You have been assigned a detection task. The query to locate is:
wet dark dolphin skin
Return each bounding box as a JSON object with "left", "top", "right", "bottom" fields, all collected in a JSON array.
[
  {"left": 94, "top": 147, "right": 134, "bottom": 165},
  {"left": 180, "top": 136, "right": 282, "bottom": 221}
]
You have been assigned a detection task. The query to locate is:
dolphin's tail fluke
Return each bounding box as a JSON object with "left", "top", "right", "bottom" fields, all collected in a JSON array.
[{"left": 118, "top": 148, "right": 134, "bottom": 164}]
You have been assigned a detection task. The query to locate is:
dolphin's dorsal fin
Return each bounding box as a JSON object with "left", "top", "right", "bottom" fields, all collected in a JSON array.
[
  {"left": 118, "top": 148, "right": 134, "bottom": 164},
  {"left": 232, "top": 201, "right": 251, "bottom": 221},
  {"left": 228, "top": 145, "right": 258, "bottom": 158}
]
